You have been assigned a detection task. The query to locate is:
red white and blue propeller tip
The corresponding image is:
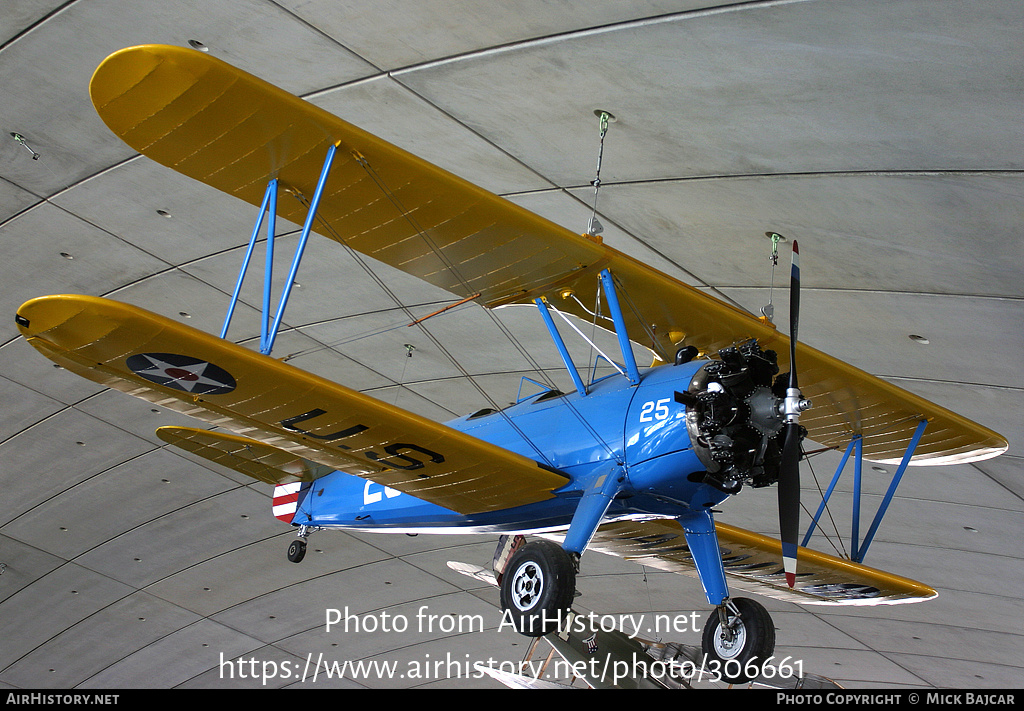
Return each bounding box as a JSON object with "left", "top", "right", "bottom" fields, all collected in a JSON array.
[{"left": 782, "top": 541, "right": 798, "bottom": 588}]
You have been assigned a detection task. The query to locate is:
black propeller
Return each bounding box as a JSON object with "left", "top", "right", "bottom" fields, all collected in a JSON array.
[{"left": 778, "top": 240, "right": 809, "bottom": 587}]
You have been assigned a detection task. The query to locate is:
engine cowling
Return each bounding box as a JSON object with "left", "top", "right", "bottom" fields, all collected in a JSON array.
[{"left": 678, "top": 340, "right": 803, "bottom": 494}]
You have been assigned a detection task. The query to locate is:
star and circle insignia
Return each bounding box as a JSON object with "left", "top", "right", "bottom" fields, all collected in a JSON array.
[{"left": 126, "top": 353, "right": 236, "bottom": 395}]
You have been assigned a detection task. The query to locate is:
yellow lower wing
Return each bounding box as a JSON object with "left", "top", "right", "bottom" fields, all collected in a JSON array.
[
  {"left": 88, "top": 44, "right": 1006, "bottom": 466},
  {"left": 588, "top": 519, "right": 936, "bottom": 605},
  {"left": 16, "top": 294, "right": 566, "bottom": 514}
]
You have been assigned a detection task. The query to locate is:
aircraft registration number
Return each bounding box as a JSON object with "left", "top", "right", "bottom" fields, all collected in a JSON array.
[{"left": 279, "top": 408, "right": 446, "bottom": 473}]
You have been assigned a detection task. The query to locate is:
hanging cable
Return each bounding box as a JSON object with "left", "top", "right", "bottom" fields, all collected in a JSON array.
[
  {"left": 10, "top": 132, "right": 40, "bottom": 160},
  {"left": 587, "top": 111, "right": 615, "bottom": 237},
  {"left": 761, "top": 232, "right": 784, "bottom": 323},
  {"left": 393, "top": 344, "right": 415, "bottom": 406}
]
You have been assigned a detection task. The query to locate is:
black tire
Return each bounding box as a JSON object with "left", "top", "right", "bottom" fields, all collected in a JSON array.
[
  {"left": 499, "top": 540, "right": 576, "bottom": 637},
  {"left": 701, "top": 597, "right": 776, "bottom": 684},
  {"left": 287, "top": 539, "right": 306, "bottom": 563}
]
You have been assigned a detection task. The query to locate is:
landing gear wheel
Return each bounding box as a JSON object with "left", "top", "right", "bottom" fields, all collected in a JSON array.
[
  {"left": 701, "top": 598, "right": 776, "bottom": 684},
  {"left": 287, "top": 538, "right": 307, "bottom": 563},
  {"left": 499, "top": 540, "right": 576, "bottom": 637}
]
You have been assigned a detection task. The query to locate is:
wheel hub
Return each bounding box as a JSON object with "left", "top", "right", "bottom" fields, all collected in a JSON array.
[
  {"left": 713, "top": 618, "right": 748, "bottom": 660},
  {"left": 509, "top": 560, "right": 544, "bottom": 611}
]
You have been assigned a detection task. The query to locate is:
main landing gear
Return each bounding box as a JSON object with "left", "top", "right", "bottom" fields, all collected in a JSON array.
[
  {"left": 498, "top": 539, "right": 576, "bottom": 637},
  {"left": 702, "top": 597, "right": 776, "bottom": 684},
  {"left": 494, "top": 538, "right": 776, "bottom": 685}
]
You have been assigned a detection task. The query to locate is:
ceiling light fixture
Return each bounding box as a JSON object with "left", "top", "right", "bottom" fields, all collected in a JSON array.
[
  {"left": 188, "top": 40, "right": 209, "bottom": 51},
  {"left": 909, "top": 334, "right": 930, "bottom": 344}
]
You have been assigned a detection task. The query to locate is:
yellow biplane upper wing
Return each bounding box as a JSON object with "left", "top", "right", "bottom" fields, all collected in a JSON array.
[
  {"left": 87, "top": 44, "right": 1006, "bottom": 465},
  {"left": 15, "top": 295, "right": 566, "bottom": 514}
]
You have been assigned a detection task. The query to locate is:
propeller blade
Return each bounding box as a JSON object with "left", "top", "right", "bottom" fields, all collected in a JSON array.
[
  {"left": 779, "top": 422, "right": 801, "bottom": 587},
  {"left": 788, "top": 240, "right": 800, "bottom": 391},
  {"left": 780, "top": 239, "right": 802, "bottom": 587}
]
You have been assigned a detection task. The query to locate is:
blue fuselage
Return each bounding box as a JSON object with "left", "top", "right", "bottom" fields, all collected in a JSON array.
[{"left": 295, "top": 359, "right": 730, "bottom": 534}]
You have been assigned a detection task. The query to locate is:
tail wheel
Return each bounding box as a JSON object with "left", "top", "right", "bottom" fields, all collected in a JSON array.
[
  {"left": 499, "top": 540, "right": 576, "bottom": 637},
  {"left": 287, "top": 538, "right": 306, "bottom": 563},
  {"left": 701, "top": 597, "right": 776, "bottom": 684}
]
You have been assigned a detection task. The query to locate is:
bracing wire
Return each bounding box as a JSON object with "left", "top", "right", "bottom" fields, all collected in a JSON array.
[
  {"left": 326, "top": 151, "right": 623, "bottom": 462},
  {"left": 801, "top": 448, "right": 851, "bottom": 560},
  {"left": 289, "top": 181, "right": 563, "bottom": 466}
]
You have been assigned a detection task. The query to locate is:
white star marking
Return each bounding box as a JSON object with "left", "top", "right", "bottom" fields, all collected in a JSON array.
[{"left": 134, "top": 355, "right": 231, "bottom": 393}]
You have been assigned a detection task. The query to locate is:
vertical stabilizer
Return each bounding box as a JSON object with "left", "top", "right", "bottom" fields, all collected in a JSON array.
[{"left": 273, "top": 482, "right": 305, "bottom": 524}]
